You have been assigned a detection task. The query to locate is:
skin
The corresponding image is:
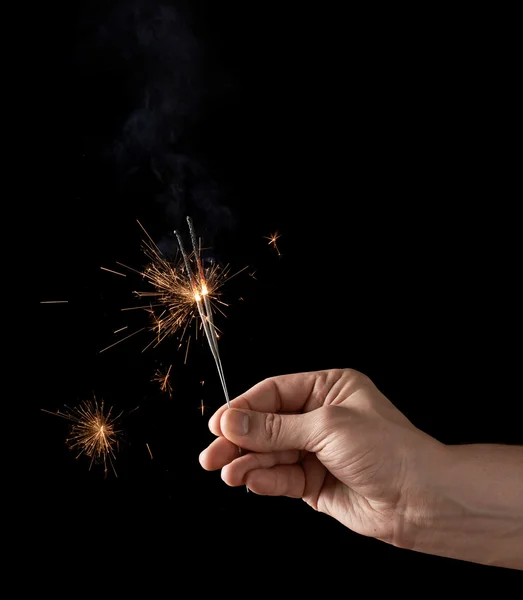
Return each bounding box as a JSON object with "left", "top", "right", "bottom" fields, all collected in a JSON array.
[{"left": 199, "top": 369, "right": 523, "bottom": 569}]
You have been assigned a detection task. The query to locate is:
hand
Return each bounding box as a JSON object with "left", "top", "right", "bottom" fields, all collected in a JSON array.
[{"left": 199, "top": 368, "right": 442, "bottom": 545}]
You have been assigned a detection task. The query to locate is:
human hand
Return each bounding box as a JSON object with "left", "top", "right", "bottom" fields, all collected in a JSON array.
[{"left": 199, "top": 368, "right": 442, "bottom": 545}]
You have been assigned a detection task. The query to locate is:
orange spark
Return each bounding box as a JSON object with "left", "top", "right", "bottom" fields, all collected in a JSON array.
[
  {"left": 100, "top": 266, "right": 127, "bottom": 277},
  {"left": 264, "top": 231, "right": 282, "bottom": 256},
  {"left": 146, "top": 443, "right": 153, "bottom": 459},
  {"left": 153, "top": 365, "right": 173, "bottom": 397},
  {"left": 198, "top": 400, "right": 208, "bottom": 416}
]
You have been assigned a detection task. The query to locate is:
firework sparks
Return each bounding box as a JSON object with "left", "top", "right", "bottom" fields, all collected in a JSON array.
[
  {"left": 101, "top": 219, "right": 242, "bottom": 359},
  {"left": 42, "top": 397, "right": 122, "bottom": 477},
  {"left": 264, "top": 231, "right": 281, "bottom": 256},
  {"left": 198, "top": 400, "right": 208, "bottom": 416},
  {"left": 40, "top": 300, "right": 68, "bottom": 304},
  {"left": 153, "top": 364, "right": 173, "bottom": 398}
]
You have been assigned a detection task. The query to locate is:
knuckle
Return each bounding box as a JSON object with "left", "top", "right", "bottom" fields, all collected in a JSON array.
[
  {"left": 342, "top": 368, "right": 376, "bottom": 391},
  {"left": 260, "top": 376, "right": 277, "bottom": 390},
  {"left": 316, "top": 405, "right": 348, "bottom": 431},
  {"left": 342, "top": 368, "right": 368, "bottom": 384},
  {"left": 264, "top": 412, "right": 283, "bottom": 442},
  {"left": 316, "top": 405, "right": 335, "bottom": 428}
]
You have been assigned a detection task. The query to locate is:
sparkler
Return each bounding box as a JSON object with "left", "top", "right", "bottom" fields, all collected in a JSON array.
[
  {"left": 42, "top": 397, "right": 122, "bottom": 477},
  {"left": 174, "top": 217, "right": 230, "bottom": 407},
  {"left": 99, "top": 219, "right": 247, "bottom": 487},
  {"left": 176, "top": 218, "right": 248, "bottom": 490},
  {"left": 100, "top": 219, "right": 240, "bottom": 356}
]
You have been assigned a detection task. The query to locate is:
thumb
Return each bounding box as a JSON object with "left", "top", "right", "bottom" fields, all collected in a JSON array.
[{"left": 220, "top": 408, "right": 318, "bottom": 452}]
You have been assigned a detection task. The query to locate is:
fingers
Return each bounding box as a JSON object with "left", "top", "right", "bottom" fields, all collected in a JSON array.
[
  {"left": 245, "top": 466, "right": 305, "bottom": 498},
  {"left": 221, "top": 451, "right": 305, "bottom": 498},
  {"left": 209, "top": 370, "right": 330, "bottom": 437},
  {"left": 199, "top": 436, "right": 300, "bottom": 473},
  {"left": 199, "top": 438, "right": 305, "bottom": 497},
  {"left": 199, "top": 436, "right": 241, "bottom": 471}
]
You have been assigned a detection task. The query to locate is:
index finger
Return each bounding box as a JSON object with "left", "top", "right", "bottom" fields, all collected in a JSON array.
[{"left": 208, "top": 369, "right": 331, "bottom": 437}]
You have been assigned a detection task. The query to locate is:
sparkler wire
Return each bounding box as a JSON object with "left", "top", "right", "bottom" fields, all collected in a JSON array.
[
  {"left": 173, "top": 228, "right": 230, "bottom": 407},
  {"left": 186, "top": 217, "right": 228, "bottom": 398},
  {"left": 176, "top": 220, "right": 247, "bottom": 490}
]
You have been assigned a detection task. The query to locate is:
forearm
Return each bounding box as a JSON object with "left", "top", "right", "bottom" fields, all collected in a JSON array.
[{"left": 399, "top": 444, "right": 523, "bottom": 569}]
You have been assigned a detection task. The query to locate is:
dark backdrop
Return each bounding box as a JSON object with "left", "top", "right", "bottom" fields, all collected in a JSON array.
[{"left": 28, "top": 1, "right": 520, "bottom": 585}]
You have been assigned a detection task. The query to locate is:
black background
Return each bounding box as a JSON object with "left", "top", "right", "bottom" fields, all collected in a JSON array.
[{"left": 27, "top": 1, "right": 520, "bottom": 585}]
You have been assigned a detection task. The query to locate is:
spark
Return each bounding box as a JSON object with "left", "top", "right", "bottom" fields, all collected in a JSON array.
[
  {"left": 113, "top": 326, "right": 128, "bottom": 334},
  {"left": 153, "top": 364, "right": 173, "bottom": 397},
  {"left": 42, "top": 397, "right": 122, "bottom": 477},
  {"left": 40, "top": 300, "right": 68, "bottom": 304},
  {"left": 264, "top": 231, "right": 282, "bottom": 256},
  {"left": 108, "top": 219, "right": 238, "bottom": 356},
  {"left": 146, "top": 443, "right": 153, "bottom": 459},
  {"left": 184, "top": 335, "right": 191, "bottom": 365},
  {"left": 99, "top": 327, "right": 146, "bottom": 354},
  {"left": 100, "top": 266, "right": 126, "bottom": 277},
  {"left": 198, "top": 400, "right": 208, "bottom": 416}
]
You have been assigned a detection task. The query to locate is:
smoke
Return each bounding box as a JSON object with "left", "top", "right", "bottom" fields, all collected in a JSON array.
[{"left": 78, "top": 0, "right": 235, "bottom": 238}]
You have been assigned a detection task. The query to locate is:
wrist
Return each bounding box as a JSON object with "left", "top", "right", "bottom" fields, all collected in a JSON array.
[{"left": 394, "top": 442, "right": 523, "bottom": 569}]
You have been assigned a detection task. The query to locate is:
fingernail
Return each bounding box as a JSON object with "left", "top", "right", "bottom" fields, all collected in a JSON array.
[{"left": 228, "top": 409, "right": 250, "bottom": 436}]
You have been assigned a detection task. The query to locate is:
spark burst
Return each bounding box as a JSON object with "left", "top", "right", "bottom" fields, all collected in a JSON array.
[
  {"left": 100, "top": 219, "right": 247, "bottom": 358},
  {"left": 264, "top": 231, "right": 281, "bottom": 256},
  {"left": 153, "top": 364, "right": 173, "bottom": 398},
  {"left": 42, "top": 397, "right": 122, "bottom": 477}
]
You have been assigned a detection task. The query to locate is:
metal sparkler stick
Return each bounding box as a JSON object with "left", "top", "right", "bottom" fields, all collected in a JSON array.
[
  {"left": 175, "top": 220, "right": 247, "bottom": 491},
  {"left": 185, "top": 217, "right": 227, "bottom": 392},
  {"left": 173, "top": 229, "right": 230, "bottom": 407}
]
